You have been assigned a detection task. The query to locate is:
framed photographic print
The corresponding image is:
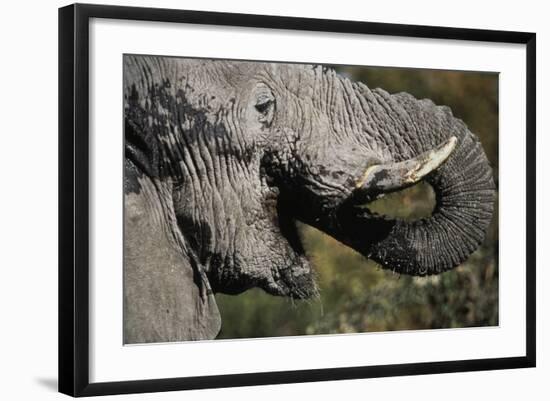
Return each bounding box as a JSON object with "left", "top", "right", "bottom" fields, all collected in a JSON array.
[{"left": 58, "top": 3, "right": 536, "bottom": 397}]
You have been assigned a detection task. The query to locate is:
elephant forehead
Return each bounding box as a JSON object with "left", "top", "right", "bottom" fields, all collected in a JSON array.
[
  {"left": 260, "top": 63, "right": 319, "bottom": 95},
  {"left": 204, "top": 60, "right": 319, "bottom": 98}
]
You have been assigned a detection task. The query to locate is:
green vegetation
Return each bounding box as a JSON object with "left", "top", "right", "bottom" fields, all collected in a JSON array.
[{"left": 216, "top": 65, "right": 499, "bottom": 339}]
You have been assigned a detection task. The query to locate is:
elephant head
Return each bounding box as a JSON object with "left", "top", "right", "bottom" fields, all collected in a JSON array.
[{"left": 123, "top": 55, "right": 495, "bottom": 343}]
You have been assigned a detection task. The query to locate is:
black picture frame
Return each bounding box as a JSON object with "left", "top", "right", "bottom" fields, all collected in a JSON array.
[{"left": 58, "top": 3, "right": 536, "bottom": 397}]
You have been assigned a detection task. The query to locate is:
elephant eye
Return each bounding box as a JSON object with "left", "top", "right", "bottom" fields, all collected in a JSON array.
[
  {"left": 254, "top": 94, "right": 276, "bottom": 126},
  {"left": 254, "top": 96, "right": 274, "bottom": 114},
  {"left": 253, "top": 85, "right": 276, "bottom": 126}
]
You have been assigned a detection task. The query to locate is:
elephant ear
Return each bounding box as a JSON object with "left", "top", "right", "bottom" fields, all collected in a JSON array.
[{"left": 123, "top": 161, "right": 221, "bottom": 344}]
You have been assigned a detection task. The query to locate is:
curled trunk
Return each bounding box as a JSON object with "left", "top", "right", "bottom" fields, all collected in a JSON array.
[{"left": 367, "top": 90, "right": 495, "bottom": 276}]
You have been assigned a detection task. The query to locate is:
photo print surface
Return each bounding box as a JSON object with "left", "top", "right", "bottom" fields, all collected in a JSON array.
[{"left": 123, "top": 55, "right": 498, "bottom": 344}]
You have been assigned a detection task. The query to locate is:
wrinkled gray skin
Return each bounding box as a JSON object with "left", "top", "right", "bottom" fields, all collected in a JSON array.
[{"left": 123, "top": 56, "right": 495, "bottom": 343}]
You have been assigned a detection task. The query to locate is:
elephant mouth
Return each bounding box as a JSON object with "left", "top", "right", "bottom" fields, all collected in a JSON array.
[
  {"left": 270, "top": 136, "right": 457, "bottom": 294},
  {"left": 276, "top": 195, "right": 417, "bottom": 295},
  {"left": 270, "top": 203, "right": 319, "bottom": 299}
]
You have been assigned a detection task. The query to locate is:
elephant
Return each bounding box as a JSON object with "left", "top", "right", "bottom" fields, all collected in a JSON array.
[{"left": 123, "top": 55, "right": 495, "bottom": 344}]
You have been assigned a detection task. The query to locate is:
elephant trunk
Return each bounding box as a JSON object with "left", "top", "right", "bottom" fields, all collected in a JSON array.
[{"left": 362, "top": 91, "right": 495, "bottom": 276}]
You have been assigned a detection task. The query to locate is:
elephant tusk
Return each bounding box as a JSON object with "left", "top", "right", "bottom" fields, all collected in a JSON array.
[{"left": 355, "top": 136, "right": 457, "bottom": 196}]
